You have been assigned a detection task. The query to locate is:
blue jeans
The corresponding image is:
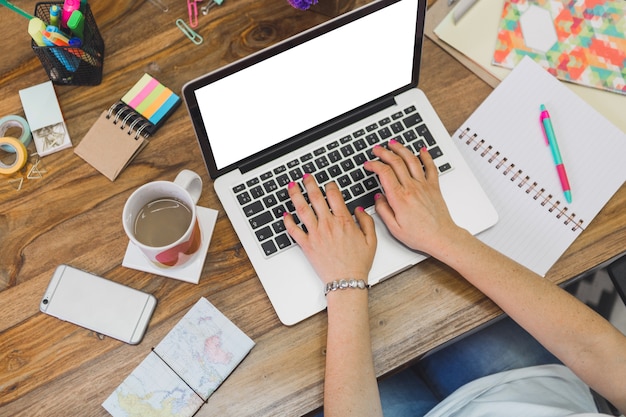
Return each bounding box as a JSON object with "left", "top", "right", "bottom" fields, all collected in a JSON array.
[{"left": 312, "top": 316, "right": 560, "bottom": 417}]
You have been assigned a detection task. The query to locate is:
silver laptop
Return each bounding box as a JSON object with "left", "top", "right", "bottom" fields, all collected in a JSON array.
[{"left": 183, "top": 0, "right": 498, "bottom": 325}]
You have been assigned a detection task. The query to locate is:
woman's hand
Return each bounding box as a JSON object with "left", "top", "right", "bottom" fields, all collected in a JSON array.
[
  {"left": 364, "top": 140, "right": 461, "bottom": 256},
  {"left": 282, "top": 174, "right": 377, "bottom": 285}
]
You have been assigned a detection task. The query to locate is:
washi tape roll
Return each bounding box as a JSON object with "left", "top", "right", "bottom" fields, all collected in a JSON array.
[
  {"left": 0, "top": 136, "right": 28, "bottom": 175},
  {"left": 0, "top": 115, "right": 32, "bottom": 152}
]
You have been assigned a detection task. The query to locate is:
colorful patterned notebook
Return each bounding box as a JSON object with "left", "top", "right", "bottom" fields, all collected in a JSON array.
[
  {"left": 102, "top": 298, "right": 255, "bottom": 417},
  {"left": 493, "top": 0, "right": 626, "bottom": 95}
]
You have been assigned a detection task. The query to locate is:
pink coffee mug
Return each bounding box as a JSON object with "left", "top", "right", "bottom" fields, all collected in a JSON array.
[{"left": 123, "top": 170, "right": 203, "bottom": 268}]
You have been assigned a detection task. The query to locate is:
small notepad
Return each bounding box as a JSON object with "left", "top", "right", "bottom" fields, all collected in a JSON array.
[
  {"left": 102, "top": 298, "right": 255, "bottom": 417},
  {"left": 74, "top": 74, "right": 181, "bottom": 181}
]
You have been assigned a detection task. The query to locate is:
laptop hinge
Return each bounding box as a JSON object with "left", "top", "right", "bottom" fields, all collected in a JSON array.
[{"left": 239, "top": 96, "right": 397, "bottom": 174}]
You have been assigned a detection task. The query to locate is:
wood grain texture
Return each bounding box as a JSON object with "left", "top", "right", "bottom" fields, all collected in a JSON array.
[{"left": 1, "top": 0, "right": 624, "bottom": 415}]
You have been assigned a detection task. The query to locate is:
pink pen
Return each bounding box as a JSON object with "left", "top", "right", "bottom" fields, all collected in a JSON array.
[{"left": 61, "top": 0, "right": 80, "bottom": 29}]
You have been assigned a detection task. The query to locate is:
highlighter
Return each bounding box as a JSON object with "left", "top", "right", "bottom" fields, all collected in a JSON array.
[
  {"left": 61, "top": 0, "right": 80, "bottom": 29},
  {"left": 49, "top": 5, "right": 60, "bottom": 27},
  {"left": 28, "top": 17, "right": 47, "bottom": 46},
  {"left": 67, "top": 10, "right": 84, "bottom": 40}
]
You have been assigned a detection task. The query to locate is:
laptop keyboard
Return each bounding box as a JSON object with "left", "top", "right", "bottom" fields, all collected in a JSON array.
[{"left": 231, "top": 105, "right": 453, "bottom": 258}]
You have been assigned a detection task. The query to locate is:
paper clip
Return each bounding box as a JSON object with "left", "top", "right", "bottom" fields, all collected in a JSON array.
[
  {"left": 176, "top": 19, "right": 203, "bottom": 45},
  {"left": 147, "top": 0, "right": 169, "bottom": 12},
  {"left": 201, "top": 0, "right": 224, "bottom": 15},
  {"left": 187, "top": 0, "right": 200, "bottom": 27}
]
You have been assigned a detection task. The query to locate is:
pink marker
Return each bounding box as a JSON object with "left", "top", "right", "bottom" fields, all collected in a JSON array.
[{"left": 61, "top": 0, "right": 80, "bottom": 29}]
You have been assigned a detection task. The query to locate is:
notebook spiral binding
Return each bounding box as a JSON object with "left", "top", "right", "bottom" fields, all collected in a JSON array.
[
  {"left": 457, "top": 127, "right": 584, "bottom": 232},
  {"left": 106, "top": 102, "right": 152, "bottom": 140}
]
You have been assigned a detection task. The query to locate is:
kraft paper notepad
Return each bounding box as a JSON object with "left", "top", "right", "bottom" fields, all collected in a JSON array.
[
  {"left": 453, "top": 57, "right": 626, "bottom": 276},
  {"left": 75, "top": 74, "right": 181, "bottom": 181},
  {"left": 102, "top": 298, "right": 255, "bottom": 417}
]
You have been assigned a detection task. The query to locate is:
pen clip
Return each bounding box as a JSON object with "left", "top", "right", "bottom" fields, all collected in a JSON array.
[{"left": 539, "top": 106, "right": 550, "bottom": 145}]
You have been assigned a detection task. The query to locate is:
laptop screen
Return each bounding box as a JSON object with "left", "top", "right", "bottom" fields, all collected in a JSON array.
[{"left": 184, "top": 0, "right": 423, "bottom": 178}]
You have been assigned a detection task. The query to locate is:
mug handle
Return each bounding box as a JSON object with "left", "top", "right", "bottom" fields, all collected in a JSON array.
[{"left": 174, "top": 170, "right": 202, "bottom": 204}]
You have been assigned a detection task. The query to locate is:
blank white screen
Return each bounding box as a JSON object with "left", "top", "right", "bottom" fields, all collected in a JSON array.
[{"left": 195, "top": 0, "right": 419, "bottom": 170}]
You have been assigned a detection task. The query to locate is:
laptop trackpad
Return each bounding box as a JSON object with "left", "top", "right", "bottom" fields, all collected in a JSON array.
[{"left": 368, "top": 213, "right": 427, "bottom": 286}]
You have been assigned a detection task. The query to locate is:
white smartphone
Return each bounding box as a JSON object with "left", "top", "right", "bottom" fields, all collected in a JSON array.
[{"left": 40, "top": 265, "right": 157, "bottom": 344}]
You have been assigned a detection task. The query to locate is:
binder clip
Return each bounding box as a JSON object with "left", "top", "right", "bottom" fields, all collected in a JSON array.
[{"left": 201, "top": 0, "right": 224, "bottom": 15}]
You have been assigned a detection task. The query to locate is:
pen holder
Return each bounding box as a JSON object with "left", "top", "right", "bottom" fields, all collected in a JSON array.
[{"left": 32, "top": 2, "right": 105, "bottom": 86}]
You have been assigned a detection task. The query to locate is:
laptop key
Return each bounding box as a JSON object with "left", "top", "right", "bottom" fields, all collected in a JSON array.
[
  {"left": 275, "top": 233, "right": 292, "bottom": 249},
  {"left": 428, "top": 146, "right": 443, "bottom": 159},
  {"left": 350, "top": 183, "right": 365, "bottom": 196},
  {"left": 315, "top": 155, "right": 329, "bottom": 169},
  {"left": 346, "top": 189, "right": 381, "bottom": 214},
  {"left": 354, "top": 138, "right": 367, "bottom": 151},
  {"left": 272, "top": 218, "right": 286, "bottom": 233},
  {"left": 250, "top": 185, "right": 264, "bottom": 199},
  {"left": 340, "top": 144, "right": 355, "bottom": 157},
  {"left": 249, "top": 211, "right": 273, "bottom": 229},
  {"left": 276, "top": 173, "right": 290, "bottom": 186},
  {"left": 328, "top": 165, "right": 342, "bottom": 178},
  {"left": 263, "top": 179, "right": 278, "bottom": 193},
  {"left": 289, "top": 168, "right": 303, "bottom": 181},
  {"left": 233, "top": 184, "right": 245, "bottom": 193},
  {"left": 243, "top": 200, "right": 264, "bottom": 217},
  {"left": 328, "top": 150, "right": 341, "bottom": 163},
  {"left": 315, "top": 170, "right": 330, "bottom": 184},
  {"left": 415, "top": 124, "right": 436, "bottom": 146},
  {"left": 261, "top": 240, "right": 278, "bottom": 256},
  {"left": 390, "top": 121, "right": 404, "bottom": 133},
  {"left": 340, "top": 159, "right": 355, "bottom": 172},
  {"left": 353, "top": 152, "right": 367, "bottom": 165},
  {"left": 403, "top": 112, "right": 423, "bottom": 128},
  {"left": 378, "top": 126, "right": 392, "bottom": 139},
  {"left": 276, "top": 188, "right": 290, "bottom": 201},
  {"left": 263, "top": 194, "right": 278, "bottom": 208},
  {"left": 363, "top": 177, "right": 379, "bottom": 190},
  {"left": 439, "top": 163, "right": 452, "bottom": 173},
  {"left": 237, "top": 191, "right": 252, "bottom": 205},
  {"left": 255, "top": 226, "right": 273, "bottom": 242},
  {"left": 302, "top": 162, "right": 316, "bottom": 173}
]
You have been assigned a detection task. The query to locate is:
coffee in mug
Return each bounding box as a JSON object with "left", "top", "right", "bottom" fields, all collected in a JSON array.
[{"left": 123, "top": 170, "right": 203, "bottom": 268}]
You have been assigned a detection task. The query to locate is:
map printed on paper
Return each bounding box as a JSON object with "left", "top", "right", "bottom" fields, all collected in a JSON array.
[{"left": 102, "top": 298, "right": 255, "bottom": 417}]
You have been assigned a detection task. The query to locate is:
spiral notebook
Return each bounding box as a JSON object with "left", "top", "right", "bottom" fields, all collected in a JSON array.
[
  {"left": 455, "top": 57, "right": 626, "bottom": 276},
  {"left": 75, "top": 74, "right": 181, "bottom": 181}
]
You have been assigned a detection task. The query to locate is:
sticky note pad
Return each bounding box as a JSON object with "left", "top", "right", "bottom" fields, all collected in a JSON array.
[{"left": 121, "top": 74, "right": 181, "bottom": 127}]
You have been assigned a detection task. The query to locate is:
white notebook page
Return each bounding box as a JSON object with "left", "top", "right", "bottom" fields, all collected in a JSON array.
[{"left": 453, "top": 57, "right": 626, "bottom": 276}]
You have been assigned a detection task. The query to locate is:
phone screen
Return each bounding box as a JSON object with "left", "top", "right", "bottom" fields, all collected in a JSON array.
[{"left": 40, "top": 265, "right": 157, "bottom": 344}]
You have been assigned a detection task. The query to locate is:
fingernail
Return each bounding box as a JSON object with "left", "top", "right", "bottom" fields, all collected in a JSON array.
[
  {"left": 374, "top": 193, "right": 383, "bottom": 200},
  {"left": 389, "top": 139, "right": 397, "bottom": 145},
  {"left": 421, "top": 146, "right": 427, "bottom": 153},
  {"left": 373, "top": 144, "right": 380, "bottom": 148},
  {"left": 356, "top": 206, "right": 364, "bottom": 212},
  {"left": 303, "top": 173, "right": 311, "bottom": 180},
  {"left": 283, "top": 211, "right": 289, "bottom": 217},
  {"left": 288, "top": 181, "right": 296, "bottom": 189}
]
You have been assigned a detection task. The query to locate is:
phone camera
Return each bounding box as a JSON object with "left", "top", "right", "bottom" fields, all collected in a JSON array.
[{"left": 42, "top": 298, "right": 49, "bottom": 305}]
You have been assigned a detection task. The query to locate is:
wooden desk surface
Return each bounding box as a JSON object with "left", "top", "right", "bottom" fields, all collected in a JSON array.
[{"left": 1, "top": 0, "right": 624, "bottom": 415}]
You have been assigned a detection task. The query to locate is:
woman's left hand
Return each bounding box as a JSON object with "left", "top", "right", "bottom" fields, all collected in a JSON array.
[{"left": 282, "top": 174, "right": 377, "bottom": 285}]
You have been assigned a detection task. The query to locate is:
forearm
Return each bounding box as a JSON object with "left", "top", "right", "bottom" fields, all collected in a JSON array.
[
  {"left": 432, "top": 227, "right": 626, "bottom": 411},
  {"left": 324, "top": 289, "right": 382, "bottom": 417}
]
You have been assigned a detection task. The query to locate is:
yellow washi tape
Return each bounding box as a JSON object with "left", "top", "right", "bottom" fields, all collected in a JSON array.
[
  {"left": 0, "top": 115, "right": 32, "bottom": 152},
  {"left": 0, "top": 136, "right": 28, "bottom": 175}
]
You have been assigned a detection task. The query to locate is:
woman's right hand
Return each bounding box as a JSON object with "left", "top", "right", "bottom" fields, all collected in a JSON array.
[{"left": 364, "top": 140, "right": 464, "bottom": 256}]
